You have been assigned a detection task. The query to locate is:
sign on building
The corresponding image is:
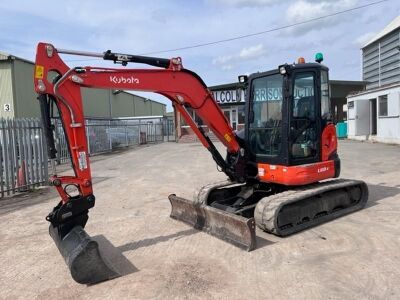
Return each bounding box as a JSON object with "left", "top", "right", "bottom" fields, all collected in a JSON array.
[
  {"left": 4, "top": 103, "right": 11, "bottom": 112},
  {"left": 212, "top": 89, "right": 244, "bottom": 103}
]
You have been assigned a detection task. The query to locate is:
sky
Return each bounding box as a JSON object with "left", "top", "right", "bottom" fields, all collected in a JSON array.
[{"left": 0, "top": 0, "right": 399, "bottom": 112}]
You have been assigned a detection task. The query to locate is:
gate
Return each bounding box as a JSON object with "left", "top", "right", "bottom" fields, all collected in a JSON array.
[{"left": 0, "top": 118, "right": 48, "bottom": 197}]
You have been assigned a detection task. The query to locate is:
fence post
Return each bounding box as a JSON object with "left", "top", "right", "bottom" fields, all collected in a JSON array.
[
  {"left": 53, "top": 120, "right": 61, "bottom": 165},
  {"left": 109, "top": 120, "right": 112, "bottom": 151},
  {"left": 85, "top": 119, "right": 91, "bottom": 155},
  {"left": 42, "top": 121, "right": 48, "bottom": 182},
  {"left": 8, "top": 119, "right": 17, "bottom": 193},
  {"left": 125, "top": 124, "right": 128, "bottom": 147}
]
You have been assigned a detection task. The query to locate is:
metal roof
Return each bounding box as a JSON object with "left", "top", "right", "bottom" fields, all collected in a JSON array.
[
  {"left": 362, "top": 15, "right": 400, "bottom": 48},
  {"left": 209, "top": 79, "right": 365, "bottom": 91},
  {"left": 0, "top": 50, "right": 166, "bottom": 106},
  {"left": 347, "top": 81, "right": 400, "bottom": 98},
  {"left": 0, "top": 51, "right": 35, "bottom": 64},
  {"left": 209, "top": 82, "right": 240, "bottom": 91},
  {"left": 0, "top": 51, "right": 11, "bottom": 60},
  {"left": 329, "top": 80, "right": 366, "bottom": 86}
]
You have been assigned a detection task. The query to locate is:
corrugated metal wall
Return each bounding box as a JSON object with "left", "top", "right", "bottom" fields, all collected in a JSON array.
[
  {"left": 363, "top": 29, "right": 400, "bottom": 89},
  {"left": 80, "top": 88, "right": 166, "bottom": 118},
  {"left": 82, "top": 88, "right": 110, "bottom": 117},
  {"left": 14, "top": 60, "right": 41, "bottom": 117},
  {"left": 0, "top": 61, "right": 15, "bottom": 118},
  {"left": 112, "top": 92, "right": 134, "bottom": 117}
]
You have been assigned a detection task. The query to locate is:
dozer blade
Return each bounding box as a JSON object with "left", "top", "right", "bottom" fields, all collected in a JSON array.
[
  {"left": 49, "top": 225, "right": 119, "bottom": 284},
  {"left": 168, "top": 194, "right": 256, "bottom": 251}
]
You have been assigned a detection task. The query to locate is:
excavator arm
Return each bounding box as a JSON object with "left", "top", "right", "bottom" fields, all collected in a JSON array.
[
  {"left": 34, "top": 43, "right": 254, "bottom": 284},
  {"left": 35, "top": 43, "right": 242, "bottom": 200}
]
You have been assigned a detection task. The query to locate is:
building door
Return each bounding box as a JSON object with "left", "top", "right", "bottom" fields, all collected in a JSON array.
[
  {"left": 369, "top": 98, "right": 377, "bottom": 135},
  {"left": 355, "top": 99, "right": 370, "bottom": 136}
]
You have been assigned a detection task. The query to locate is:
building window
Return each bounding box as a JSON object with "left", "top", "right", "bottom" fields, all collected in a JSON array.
[
  {"left": 238, "top": 105, "right": 245, "bottom": 124},
  {"left": 378, "top": 95, "right": 388, "bottom": 117}
]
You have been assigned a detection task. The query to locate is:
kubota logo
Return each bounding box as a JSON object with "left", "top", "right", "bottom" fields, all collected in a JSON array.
[{"left": 109, "top": 75, "right": 140, "bottom": 84}]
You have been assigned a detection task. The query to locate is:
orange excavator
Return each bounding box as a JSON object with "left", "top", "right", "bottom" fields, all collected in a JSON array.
[{"left": 34, "top": 43, "right": 368, "bottom": 284}]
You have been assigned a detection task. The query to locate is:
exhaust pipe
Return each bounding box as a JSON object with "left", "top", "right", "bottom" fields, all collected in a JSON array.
[{"left": 49, "top": 225, "right": 118, "bottom": 284}]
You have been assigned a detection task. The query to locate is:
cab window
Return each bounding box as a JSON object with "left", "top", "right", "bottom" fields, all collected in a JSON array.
[{"left": 291, "top": 72, "right": 317, "bottom": 159}]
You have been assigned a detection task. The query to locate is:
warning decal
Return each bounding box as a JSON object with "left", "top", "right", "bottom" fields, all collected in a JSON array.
[{"left": 35, "top": 65, "right": 44, "bottom": 79}]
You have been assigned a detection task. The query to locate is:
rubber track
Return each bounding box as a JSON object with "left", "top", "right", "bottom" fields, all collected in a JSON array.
[
  {"left": 254, "top": 179, "right": 368, "bottom": 236},
  {"left": 194, "top": 180, "right": 244, "bottom": 205}
]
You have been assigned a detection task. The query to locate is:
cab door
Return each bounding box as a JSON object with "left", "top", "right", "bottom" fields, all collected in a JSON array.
[{"left": 289, "top": 70, "right": 321, "bottom": 165}]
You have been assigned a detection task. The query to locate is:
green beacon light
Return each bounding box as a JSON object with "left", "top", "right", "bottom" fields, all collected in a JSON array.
[{"left": 315, "top": 52, "right": 324, "bottom": 63}]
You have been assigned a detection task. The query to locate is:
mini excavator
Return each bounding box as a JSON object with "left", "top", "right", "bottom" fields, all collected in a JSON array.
[{"left": 34, "top": 43, "right": 368, "bottom": 284}]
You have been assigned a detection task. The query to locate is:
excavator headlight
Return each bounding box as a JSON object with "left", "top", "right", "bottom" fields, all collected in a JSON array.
[
  {"left": 279, "top": 65, "right": 288, "bottom": 75},
  {"left": 238, "top": 75, "right": 248, "bottom": 84}
]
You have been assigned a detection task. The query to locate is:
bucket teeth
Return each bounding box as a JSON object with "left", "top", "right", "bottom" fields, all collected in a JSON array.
[
  {"left": 169, "top": 194, "right": 256, "bottom": 251},
  {"left": 49, "top": 225, "right": 119, "bottom": 284}
]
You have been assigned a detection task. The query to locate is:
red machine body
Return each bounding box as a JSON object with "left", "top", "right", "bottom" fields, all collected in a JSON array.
[{"left": 34, "top": 43, "right": 367, "bottom": 285}]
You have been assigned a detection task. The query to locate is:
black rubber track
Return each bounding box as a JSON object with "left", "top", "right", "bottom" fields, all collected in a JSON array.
[{"left": 254, "top": 179, "right": 369, "bottom": 236}]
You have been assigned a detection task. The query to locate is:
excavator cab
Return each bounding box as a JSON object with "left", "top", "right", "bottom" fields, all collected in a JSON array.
[
  {"left": 246, "top": 62, "right": 336, "bottom": 171},
  {"left": 183, "top": 59, "right": 366, "bottom": 242}
]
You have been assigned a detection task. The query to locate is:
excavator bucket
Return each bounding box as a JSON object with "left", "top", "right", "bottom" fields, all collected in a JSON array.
[
  {"left": 49, "top": 225, "right": 119, "bottom": 284},
  {"left": 168, "top": 194, "right": 256, "bottom": 251}
]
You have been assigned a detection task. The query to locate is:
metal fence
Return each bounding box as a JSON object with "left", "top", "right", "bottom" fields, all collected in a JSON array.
[
  {"left": 0, "top": 116, "right": 174, "bottom": 197},
  {"left": 0, "top": 118, "right": 48, "bottom": 197},
  {"left": 53, "top": 117, "right": 175, "bottom": 164},
  {"left": 163, "top": 117, "right": 175, "bottom": 142}
]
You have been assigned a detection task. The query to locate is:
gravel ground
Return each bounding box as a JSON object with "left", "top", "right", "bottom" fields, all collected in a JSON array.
[{"left": 0, "top": 140, "right": 399, "bottom": 299}]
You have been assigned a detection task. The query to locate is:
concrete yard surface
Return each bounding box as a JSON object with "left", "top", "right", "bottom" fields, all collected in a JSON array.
[{"left": 1, "top": 140, "right": 400, "bottom": 299}]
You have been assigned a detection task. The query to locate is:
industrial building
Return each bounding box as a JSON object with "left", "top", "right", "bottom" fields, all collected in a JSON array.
[
  {"left": 347, "top": 15, "right": 400, "bottom": 144},
  {"left": 0, "top": 52, "right": 166, "bottom": 118}
]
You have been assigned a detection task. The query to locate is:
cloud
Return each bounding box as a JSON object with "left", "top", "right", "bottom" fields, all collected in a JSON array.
[
  {"left": 207, "top": 0, "right": 283, "bottom": 7},
  {"left": 213, "top": 55, "right": 235, "bottom": 65},
  {"left": 239, "top": 44, "right": 265, "bottom": 59},
  {"left": 0, "top": 0, "right": 396, "bottom": 111},
  {"left": 284, "top": 0, "right": 358, "bottom": 35},
  {"left": 353, "top": 31, "right": 377, "bottom": 47},
  {"left": 213, "top": 44, "right": 266, "bottom": 70}
]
